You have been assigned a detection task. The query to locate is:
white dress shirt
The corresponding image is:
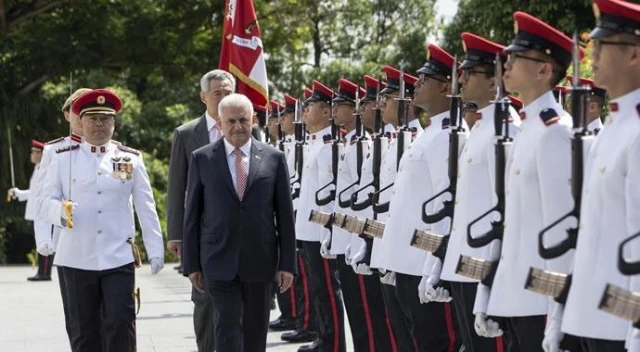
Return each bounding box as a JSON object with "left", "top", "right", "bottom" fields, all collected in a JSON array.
[
  {"left": 223, "top": 138, "right": 252, "bottom": 191},
  {"left": 206, "top": 112, "right": 223, "bottom": 143}
]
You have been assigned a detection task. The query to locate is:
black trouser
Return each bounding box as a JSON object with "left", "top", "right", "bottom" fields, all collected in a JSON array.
[
  {"left": 380, "top": 280, "right": 416, "bottom": 352},
  {"left": 336, "top": 255, "right": 396, "bottom": 352},
  {"left": 36, "top": 253, "right": 54, "bottom": 277},
  {"left": 295, "top": 248, "right": 318, "bottom": 332},
  {"left": 579, "top": 337, "right": 625, "bottom": 352},
  {"left": 449, "top": 281, "right": 504, "bottom": 352},
  {"left": 58, "top": 263, "right": 136, "bottom": 352},
  {"left": 192, "top": 287, "right": 215, "bottom": 351},
  {"left": 395, "top": 273, "right": 461, "bottom": 352},
  {"left": 501, "top": 315, "right": 545, "bottom": 352},
  {"left": 207, "top": 278, "right": 271, "bottom": 352},
  {"left": 301, "top": 241, "right": 346, "bottom": 352}
]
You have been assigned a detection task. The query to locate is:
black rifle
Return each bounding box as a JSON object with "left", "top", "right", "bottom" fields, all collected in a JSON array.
[
  {"left": 315, "top": 95, "right": 342, "bottom": 206},
  {"left": 338, "top": 86, "right": 368, "bottom": 208},
  {"left": 277, "top": 105, "right": 285, "bottom": 152},
  {"left": 371, "top": 72, "right": 411, "bottom": 214},
  {"left": 291, "top": 99, "right": 305, "bottom": 200},
  {"left": 420, "top": 57, "right": 463, "bottom": 226}
]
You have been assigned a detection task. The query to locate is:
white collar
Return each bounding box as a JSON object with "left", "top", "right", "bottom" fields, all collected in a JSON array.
[
  {"left": 205, "top": 112, "right": 219, "bottom": 132},
  {"left": 427, "top": 110, "right": 450, "bottom": 129},
  {"left": 608, "top": 87, "right": 640, "bottom": 123},
  {"left": 408, "top": 118, "right": 422, "bottom": 130},
  {"left": 587, "top": 117, "right": 603, "bottom": 131},
  {"left": 223, "top": 138, "right": 252, "bottom": 157},
  {"left": 384, "top": 123, "right": 396, "bottom": 133}
]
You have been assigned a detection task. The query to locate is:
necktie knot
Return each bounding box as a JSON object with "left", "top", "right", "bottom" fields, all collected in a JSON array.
[{"left": 233, "top": 148, "right": 243, "bottom": 157}]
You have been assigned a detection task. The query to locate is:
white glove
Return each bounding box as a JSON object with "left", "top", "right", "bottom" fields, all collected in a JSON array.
[
  {"left": 150, "top": 257, "right": 164, "bottom": 274},
  {"left": 350, "top": 242, "right": 367, "bottom": 272},
  {"left": 421, "top": 275, "right": 452, "bottom": 303},
  {"left": 344, "top": 244, "right": 352, "bottom": 265},
  {"left": 355, "top": 263, "right": 373, "bottom": 275},
  {"left": 37, "top": 241, "right": 55, "bottom": 256},
  {"left": 59, "top": 201, "right": 78, "bottom": 226},
  {"left": 380, "top": 271, "right": 396, "bottom": 286},
  {"left": 320, "top": 237, "right": 336, "bottom": 259},
  {"left": 474, "top": 313, "right": 503, "bottom": 337},
  {"left": 7, "top": 187, "right": 18, "bottom": 198},
  {"left": 634, "top": 328, "right": 640, "bottom": 338},
  {"left": 629, "top": 329, "right": 640, "bottom": 352},
  {"left": 418, "top": 276, "right": 430, "bottom": 304},
  {"left": 542, "top": 322, "right": 563, "bottom": 352}
]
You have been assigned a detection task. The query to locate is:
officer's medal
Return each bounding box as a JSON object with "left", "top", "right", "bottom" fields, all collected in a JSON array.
[{"left": 112, "top": 156, "right": 133, "bottom": 182}]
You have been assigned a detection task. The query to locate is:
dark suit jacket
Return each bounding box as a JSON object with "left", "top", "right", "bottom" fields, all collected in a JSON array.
[
  {"left": 182, "top": 138, "right": 297, "bottom": 284},
  {"left": 166, "top": 114, "right": 209, "bottom": 242}
]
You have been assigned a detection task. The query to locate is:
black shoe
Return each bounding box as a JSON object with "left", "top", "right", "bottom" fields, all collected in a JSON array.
[
  {"left": 27, "top": 275, "right": 51, "bottom": 281},
  {"left": 297, "top": 339, "right": 322, "bottom": 352},
  {"left": 269, "top": 316, "right": 297, "bottom": 331},
  {"left": 173, "top": 265, "right": 181, "bottom": 270},
  {"left": 281, "top": 329, "right": 317, "bottom": 343}
]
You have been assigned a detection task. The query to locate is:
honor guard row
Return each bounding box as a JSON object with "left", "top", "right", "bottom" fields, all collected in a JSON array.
[{"left": 268, "top": 0, "right": 640, "bottom": 351}]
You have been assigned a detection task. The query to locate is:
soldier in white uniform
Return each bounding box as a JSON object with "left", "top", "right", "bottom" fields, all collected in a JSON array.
[
  {"left": 473, "top": 12, "right": 579, "bottom": 352},
  {"left": 347, "top": 75, "right": 411, "bottom": 351},
  {"left": 370, "top": 45, "right": 461, "bottom": 352},
  {"left": 7, "top": 139, "right": 48, "bottom": 280},
  {"left": 38, "top": 89, "right": 165, "bottom": 352},
  {"left": 556, "top": 1, "right": 640, "bottom": 351},
  {"left": 422, "top": 33, "right": 519, "bottom": 352},
  {"left": 564, "top": 75, "right": 607, "bottom": 134},
  {"left": 295, "top": 81, "right": 346, "bottom": 352}
]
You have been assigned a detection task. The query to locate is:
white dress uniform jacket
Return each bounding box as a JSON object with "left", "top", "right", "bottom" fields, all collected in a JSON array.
[
  {"left": 438, "top": 104, "right": 520, "bottom": 283},
  {"left": 347, "top": 124, "right": 395, "bottom": 263},
  {"left": 39, "top": 141, "right": 165, "bottom": 271},
  {"left": 562, "top": 87, "right": 640, "bottom": 341},
  {"left": 372, "top": 113, "right": 446, "bottom": 275},
  {"left": 283, "top": 135, "right": 297, "bottom": 209},
  {"left": 587, "top": 117, "right": 603, "bottom": 134},
  {"left": 486, "top": 91, "right": 573, "bottom": 317},
  {"left": 331, "top": 129, "right": 370, "bottom": 254},
  {"left": 17, "top": 165, "right": 41, "bottom": 221},
  {"left": 295, "top": 126, "right": 331, "bottom": 242},
  {"left": 370, "top": 119, "right": 424, "bottom": 270}
]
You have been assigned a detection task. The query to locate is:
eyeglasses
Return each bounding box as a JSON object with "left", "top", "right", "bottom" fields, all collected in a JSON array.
[
  {"left": 591, "top": 39, "right": 639, "bottom": 53},
  {"left": 461, "top": 69, "right": 492, "bottom": 78},
  {"left": 506, "top": 53, "right": 550, "bottom": 65},
  {"left": 418, "top": 74, "right": 448, "bottom": 85},
  {"left": 84, "top": 115, "right": 115, "bottom": 125}
]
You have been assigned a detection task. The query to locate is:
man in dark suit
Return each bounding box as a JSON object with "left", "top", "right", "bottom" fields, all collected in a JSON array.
[
  {"left": 183, "top": 93, "right": 297, "bottom": 352},
  {"left": 166, "top": 69, "right": 235, "bottom": 351}
]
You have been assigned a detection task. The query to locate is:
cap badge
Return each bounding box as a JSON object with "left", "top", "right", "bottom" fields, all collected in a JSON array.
[{"left": 97, "top": 95, "right": 106, "bottom": 105}]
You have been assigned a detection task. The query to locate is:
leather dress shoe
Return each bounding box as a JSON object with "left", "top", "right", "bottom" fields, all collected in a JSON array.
[
  {"left": 27, "top": 275, "right": 51, "bottom": 281},
  {"left": 297, "top": 339, "right": 322, "bottom": 351},
  {"left": 269, "top": 316, "right": 297, "bottom": 331},
  {"left": 281, "top": 329, "right": 317, "bottom": 343}
]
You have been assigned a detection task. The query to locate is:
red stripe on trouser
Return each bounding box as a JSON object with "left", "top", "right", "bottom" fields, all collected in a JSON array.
[
  {"left": 289, "top": 277, "right": 297, "bottom": 318},
  {"left": 384, "top": 307, "right": 398, "bottom": 352},
  {"left": 496, "top": 336, "right": 504, "bottom": 352},
  {"left": 443, "top": 302, "right": 456, "bottom": 352},
  {"left": 298, "top": 253, "right": 310, "bottom": 328},
  {"left": 43, "top": 256, "right": 49, "bottom": 276},
  {"left": 322, "top": 258, "right": 340, "bottom": 352},
  {"left": 357, "top": 275, "right": 375, "bottom": 352}
]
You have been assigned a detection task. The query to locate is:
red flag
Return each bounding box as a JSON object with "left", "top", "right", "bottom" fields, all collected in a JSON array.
[{"left": 219, "top": 0, "right": 269, "bottom": 109}]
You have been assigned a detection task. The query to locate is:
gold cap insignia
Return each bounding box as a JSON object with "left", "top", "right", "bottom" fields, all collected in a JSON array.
[
  {"left": 545, "top": 48, "right": 551, "bottom": 55},
  {"left": 592, "top": 3, "right": 601, "bottom": 20},
  {"left": 462, "top": 41, "right": 467, "bottom": 53},
  {"left": 514, "top": 20, "right": 519, "bottom": 34},
  {"left": 97, "top": 95, "right": 106, "bottom": 105},
  {"left": 426, "top": 49, "right": 431, "bottom": 61}
]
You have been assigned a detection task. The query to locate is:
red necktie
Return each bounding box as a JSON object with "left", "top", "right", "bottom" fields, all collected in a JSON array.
[{"left": 234, "top": 148, "right": 247, "bottom": 200}]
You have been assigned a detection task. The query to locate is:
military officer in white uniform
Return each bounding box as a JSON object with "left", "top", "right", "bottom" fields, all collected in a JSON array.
[
  {"left": 7, "top": 139, "right": 48, "bottom": 280},
  {"left": 473, "top": 12, "right": 578, "bottom": 352},
  {"left": 281, "top": 89, "right": 319, "bottom": 345},
  {"left": 369, "top": 45, "right": 461, "bottom": 352},
  {"left": 422, "top": 33, "right": 519, "bottom": 352},
  {"left": 38, "top": 89, "right": 165, "bottom": 352},
  {"left": 295, "top": 80, "right": 346, "bottom": 352},
  {"left": 558, "top": 1, "right": 640, "bottom": 351}
]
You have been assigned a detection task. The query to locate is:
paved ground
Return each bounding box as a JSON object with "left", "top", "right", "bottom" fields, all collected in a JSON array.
[{"left": 0, "top": 264, "right": 353, "bottom": 352}]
